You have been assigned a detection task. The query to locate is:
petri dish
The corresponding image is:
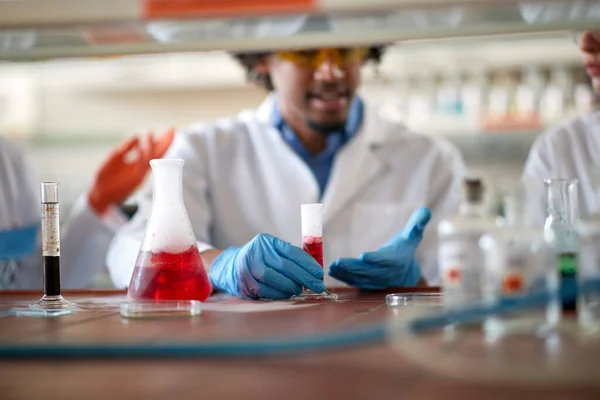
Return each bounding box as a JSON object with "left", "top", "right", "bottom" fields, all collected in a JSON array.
[
  {"left": 7, "top": 308, "right": 74, "bottom": 318},
  {"left": 386, "top": 293, "right": 443, "bottom": 308},
  {"left": 120, "top": 300, "right": 202, "bottom": 319}
]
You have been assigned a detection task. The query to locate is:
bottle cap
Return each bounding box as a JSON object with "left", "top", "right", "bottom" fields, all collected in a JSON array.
[
  {"left": 301, "top": 203, "right": 323, "bottom": 238},
  {"left": 463, "top": 178, "right": 484, "bottom": 203}
]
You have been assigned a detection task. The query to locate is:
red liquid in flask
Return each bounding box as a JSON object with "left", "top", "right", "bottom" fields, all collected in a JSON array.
[
  {"left": 303, "top": 235, "right": 323, "bottom": 267},
  {"left": 128, "top": 245, "right": 212, "bottom": 301}
]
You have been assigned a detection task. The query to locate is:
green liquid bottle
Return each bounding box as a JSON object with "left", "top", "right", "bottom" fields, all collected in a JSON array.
[{"left": 558, "top": 252, "right": 578, "bottom": 312}]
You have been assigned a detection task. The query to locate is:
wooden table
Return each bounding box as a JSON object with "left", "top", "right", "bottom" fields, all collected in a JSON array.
[{"left": 0, "top": 288, "right": 599, "bottom": 400}]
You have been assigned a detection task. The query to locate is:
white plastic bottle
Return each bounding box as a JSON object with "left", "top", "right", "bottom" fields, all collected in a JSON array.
[
  {"left": 438, "top": 178, "right": 497, "bottom": 310},
  {"left": 515, "top": 66, "right": 544, "bottom": 126},
  {"left": 540, "top": 66, "right": 573, "bottom": 125}
]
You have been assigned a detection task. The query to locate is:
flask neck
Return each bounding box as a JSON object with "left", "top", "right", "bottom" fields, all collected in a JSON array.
[{"left": 151, "top": 160, "right": 184, "bottom": 210}]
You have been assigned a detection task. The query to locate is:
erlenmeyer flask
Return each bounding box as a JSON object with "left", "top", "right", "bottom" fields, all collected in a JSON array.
[{"left": 127, "top": 159, "right": 212, "bottom": 302}]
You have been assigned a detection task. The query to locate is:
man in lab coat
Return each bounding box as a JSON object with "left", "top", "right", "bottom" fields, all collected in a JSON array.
[
  {"left": 107, "top": 19, "right": 467, "bottom": 299},
  {"left": 0, "top": 131, "right": 173, "bottom": 289},
  {"left": 523, "top": 31, "right": 600, "bottom": 224}
]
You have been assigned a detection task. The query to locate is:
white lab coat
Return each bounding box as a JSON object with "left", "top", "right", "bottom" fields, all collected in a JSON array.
[
  {"left": 0, "top": 136, "right": 126, "bottom": 289},
  {"left": 106, "top": 95, "right": 467, "bottom": 288},
  {"left": 523, "top": 110, "right": 600, "bottom": 226}
]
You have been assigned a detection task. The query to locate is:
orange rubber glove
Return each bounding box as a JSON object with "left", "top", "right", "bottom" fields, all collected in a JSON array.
[{"left": 88, "top": 129, "right": 175, "bottom": 216}]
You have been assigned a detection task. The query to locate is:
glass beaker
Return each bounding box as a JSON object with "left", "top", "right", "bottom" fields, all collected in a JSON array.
[
  {"left": 127, "top": 159, "right": 212, "bottom": 306},
  {"left": 543, "top": 178, "right": 579, "bottom": 314},
  {"left": 479, "top": 186, "right": 559, "bottom": 339},
  {"left": 291, "top": 204, "right": 337, "bottom": 301}
]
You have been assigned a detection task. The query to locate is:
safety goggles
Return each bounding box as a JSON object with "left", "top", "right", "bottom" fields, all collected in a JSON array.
[
  {"left": 572, "top": 30, "right": 600, "bottom": 44},
  {"left": 275, "top": 47, "right": 369, "bottom": 68}
]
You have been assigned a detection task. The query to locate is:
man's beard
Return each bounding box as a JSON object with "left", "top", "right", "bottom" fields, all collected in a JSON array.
[{"left": 305, "top": 118, "right": 347, "bottom": 136}]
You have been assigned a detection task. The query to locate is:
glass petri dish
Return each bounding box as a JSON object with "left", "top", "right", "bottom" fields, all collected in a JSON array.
[
  {"left": 386, "top": 293, "right": 443, "bottom": 308},
  {"left": 7, "top": 308, "right": 75, "bottom": 318},
  {"left": 120, "top": 300, "right": 202, "bottom": 319}
]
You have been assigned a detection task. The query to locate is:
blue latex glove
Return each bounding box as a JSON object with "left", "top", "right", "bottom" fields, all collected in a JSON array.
[
  {"left": 209, "top": 233, "right": 326, "bottom": 300},
  {"left": 329, "top": 207, "right": 431, "bottom": 290}
]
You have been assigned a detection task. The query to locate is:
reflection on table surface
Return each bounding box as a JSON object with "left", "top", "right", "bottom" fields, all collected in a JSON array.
[{"left": 0, "top": 287, "right": 599, "bottom": 400}]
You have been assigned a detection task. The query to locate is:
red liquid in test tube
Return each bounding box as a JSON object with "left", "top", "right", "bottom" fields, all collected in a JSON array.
[
  {"left": 301, "top": 204, "right": 324, "bottom": 270},
  {"left": 303, "top": 235, "right": 323, "bottom": 267},
  {"left": 295, "top": 203, "right": 337, "bottom": 300}
]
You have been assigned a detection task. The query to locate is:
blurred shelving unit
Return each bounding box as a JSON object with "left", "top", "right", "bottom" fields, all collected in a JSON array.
[{"left": 0, "top": 0, "right": 598, "bottom": 61}]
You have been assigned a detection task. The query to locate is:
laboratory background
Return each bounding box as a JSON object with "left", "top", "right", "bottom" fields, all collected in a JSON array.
[
  {"left": 2, "top": 0, "right": 600, "bottom": 398},
  {"left": 2, "top": 31, "right": 596, "bottom": 288}
]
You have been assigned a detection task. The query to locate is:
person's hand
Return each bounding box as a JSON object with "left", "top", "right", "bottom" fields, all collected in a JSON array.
[
  {"left": 209, "top": 233, "right": 326, "bottom": 300},
  {"left": 88, "top": 129, "right": 175, "bottom": 215},
  {"left": 329, "top": 207, "right": 431, "bottom": 290}
]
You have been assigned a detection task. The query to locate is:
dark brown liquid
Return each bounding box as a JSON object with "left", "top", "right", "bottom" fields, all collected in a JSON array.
[
  {"left": 558, "top": 252, "right": 577, "bottom": 313},
  {"left": 43, "top": 256, "right": 61, "bottom": 296}
]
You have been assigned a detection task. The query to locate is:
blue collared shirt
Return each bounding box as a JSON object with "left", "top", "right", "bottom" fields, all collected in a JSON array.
[{"left": 272, "top": 96, "right": 364, "bottom": 198}]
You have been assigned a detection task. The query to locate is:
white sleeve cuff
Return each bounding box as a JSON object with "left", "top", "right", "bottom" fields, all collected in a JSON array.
[{"left": 197, "top": 241, "right": 214, "bottom": 253}]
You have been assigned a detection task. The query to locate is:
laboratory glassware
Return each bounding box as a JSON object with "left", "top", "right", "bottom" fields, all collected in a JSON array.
[
  {"left": 438, "top": 178, "right": 496, "bottom": 310},
  {"left": 29, "top": 182, "right": 75, "bottom": 311},
  {"left": 291, "top": 203, "right": 338, "bottom": 301},
  {"left": 124, "top": 159, "right": 210, "bottom": 317},
  {"left": 543, "top": 178, "right": 579, "bottom": 314},
  {"left": 479, "top": 187, "right": 559, "bottom": 338}
]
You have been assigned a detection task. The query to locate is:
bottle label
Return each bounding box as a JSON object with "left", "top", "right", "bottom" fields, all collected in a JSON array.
[
  {"left": 501, "top": 247, "right": 529, "bottom": 295},
  {"left": 439, "top": 235, "right": 482, "bottom": 303},
  {"left": 558, "top": 252, "right": 577, "bottom": 275},
  {"left": 41, "top": 203, "right": 60, "bottom": 257}
]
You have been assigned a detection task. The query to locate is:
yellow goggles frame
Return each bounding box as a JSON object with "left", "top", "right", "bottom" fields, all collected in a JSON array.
[{"left": 275, "top": 48, "right": 369, "bottom": 68}]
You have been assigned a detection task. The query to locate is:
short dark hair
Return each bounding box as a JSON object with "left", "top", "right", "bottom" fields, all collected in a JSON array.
[{"left": 231, "top": 46, "right": 386, "bottom": 91}]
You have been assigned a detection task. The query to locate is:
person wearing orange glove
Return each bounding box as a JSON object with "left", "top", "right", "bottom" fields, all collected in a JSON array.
[{"left": 0, "top": 130, "right": 174, "bottom": 289}]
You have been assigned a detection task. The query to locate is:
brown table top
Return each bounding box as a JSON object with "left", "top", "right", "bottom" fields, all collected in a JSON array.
[{"left": 0, "top": 287, "right": 599, "bottom": 400}]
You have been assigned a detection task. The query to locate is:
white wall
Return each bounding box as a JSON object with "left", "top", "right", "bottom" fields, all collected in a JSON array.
[{"left": 38, "top": 85, "right": 268, "bottom": 139}]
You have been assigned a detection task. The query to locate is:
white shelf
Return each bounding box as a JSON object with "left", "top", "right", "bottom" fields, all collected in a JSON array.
[
  {"left": 0, "top": 0, "right": 598, "bottom": 61},
  {"left": 0, "top": 0, "right": 549, "bottom": 27}
]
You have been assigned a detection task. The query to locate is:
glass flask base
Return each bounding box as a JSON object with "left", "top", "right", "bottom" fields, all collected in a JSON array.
[
  {"left": 29, "top": 294, "right": 75, "bottom": 310},
  {"left": 120, "top": 300, "right": 202, "bottom": 319},
  {"left": 12, "top": 295, "right": 77, "bottom": 317},
  {"left": 578, "top": 305, "right": 600, "bottom": 335},
  {"left": 291, "top": 289, "right": 338, "bottom": 302}
]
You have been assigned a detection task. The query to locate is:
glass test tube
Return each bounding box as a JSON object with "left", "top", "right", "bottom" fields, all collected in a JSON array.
[
  {"left": 301, "top": 203, "right": 324, "bottom": 267},
  {"left": 544, "top": 179, "right": 579, "bottom": 314},
  {"left": 291, "top": 204, "right": 337, "bottom": 301},
  {"left": 29, "top": 182, "right": 75, "bottom": 310}
]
